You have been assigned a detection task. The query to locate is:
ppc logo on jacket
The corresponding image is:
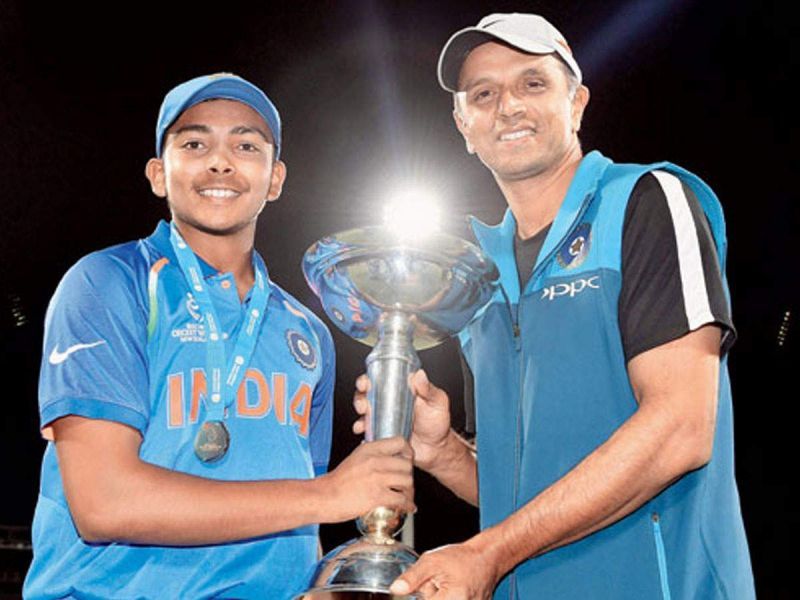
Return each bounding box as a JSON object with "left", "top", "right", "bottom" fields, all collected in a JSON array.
[{"left": 556, "top": 223, "right": 591, "bottom": 269}]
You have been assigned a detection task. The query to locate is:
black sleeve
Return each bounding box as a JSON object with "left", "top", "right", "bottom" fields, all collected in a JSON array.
[{"left": 619, "top": 171, "right": 735, "bottom": 362}]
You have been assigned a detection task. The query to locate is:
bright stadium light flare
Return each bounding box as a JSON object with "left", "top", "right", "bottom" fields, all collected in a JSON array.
[{"left": 382, "top": 189, "right": 442, "bottom": 239}]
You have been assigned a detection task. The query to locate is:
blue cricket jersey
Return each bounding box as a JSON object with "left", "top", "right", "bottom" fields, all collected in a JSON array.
[{"left": 25, "top": 220, "right": 334, "bottom": 599}]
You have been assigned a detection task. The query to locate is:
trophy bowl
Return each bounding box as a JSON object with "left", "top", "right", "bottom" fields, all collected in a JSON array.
[{"left": 295, "top": 225, "right": 498, "bottom": 599}]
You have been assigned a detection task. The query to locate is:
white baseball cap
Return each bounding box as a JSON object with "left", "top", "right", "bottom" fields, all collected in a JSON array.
[{"left": 437, "top": 13, "right": 582, "bottom": 92}]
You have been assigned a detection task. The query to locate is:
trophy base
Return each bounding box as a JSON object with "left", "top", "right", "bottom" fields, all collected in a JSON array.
[{"left": 295, "top": 536, "right": 419, "bottom": 600}]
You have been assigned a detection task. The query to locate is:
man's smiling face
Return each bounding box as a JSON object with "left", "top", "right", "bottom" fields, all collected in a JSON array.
[
  {"left": 454, "top": 42, "right": 588, "bottom": 182},
  {"left": 147, "top": 98, "right": 285, "bottom": 239}
]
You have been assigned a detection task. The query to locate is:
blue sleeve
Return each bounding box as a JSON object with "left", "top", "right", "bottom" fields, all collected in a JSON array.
[
  {"left": 39, "top": 251, "right": 150, "bottom": 435},
  {"left": 308, "top": 320, "right": 335, "bottom": 476}
]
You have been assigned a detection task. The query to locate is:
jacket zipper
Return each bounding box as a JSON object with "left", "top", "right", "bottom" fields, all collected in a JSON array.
[
  {"left": 651, "top": 513, "right": 672, "bottom": 600},
  {"left": 497, "top": 194, "right": 594, "bottom": 600},
  {"left": 511, "top": 298, "right": 523, "bottom": 600}
]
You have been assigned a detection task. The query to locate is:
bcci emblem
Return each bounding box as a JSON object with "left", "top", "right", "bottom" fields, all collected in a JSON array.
[
  {"left": 557, "top": 223, "right": 592, "bottom": 269},
  {"left": 286, "top": 330, "right": 317, "bottom": 370}
]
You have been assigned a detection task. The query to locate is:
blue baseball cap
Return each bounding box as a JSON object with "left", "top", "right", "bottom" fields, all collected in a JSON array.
[{"left": 155, "top": 73, "right": 282, "bottom": 159}]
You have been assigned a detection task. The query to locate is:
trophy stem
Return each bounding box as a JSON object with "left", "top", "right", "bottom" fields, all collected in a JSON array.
[
  {"left": 364, "top": 311, "right": 419, "bottom": 442},
  {"left": 356, "top": 311, "right": 420, "bottom": 542}
]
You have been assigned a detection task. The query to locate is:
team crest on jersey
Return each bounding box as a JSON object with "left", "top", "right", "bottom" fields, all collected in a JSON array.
[
  {"left": 286, "top": 330, "right": 317, "bottom": 370},
  {"left": 556, "top": 223, "right": 592, "bottom": 269}
]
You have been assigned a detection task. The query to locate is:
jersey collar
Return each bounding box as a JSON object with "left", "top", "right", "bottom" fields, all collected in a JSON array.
[{"left": 146, "top": 219, "right": 273, "bottom": 285}]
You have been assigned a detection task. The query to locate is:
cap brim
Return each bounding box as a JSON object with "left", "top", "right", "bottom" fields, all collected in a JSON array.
[{"left": 437, "top": 28, "right": 579, "bottom": 92}]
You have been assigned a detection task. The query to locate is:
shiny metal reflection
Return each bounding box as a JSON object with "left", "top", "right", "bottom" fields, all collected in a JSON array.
[
  {"left": 294, "top": 226, "right": 498, "bottom": 599},
  {"left": 297, "top": 536, "right": 418, "bottom": 599},
  {"left": 302, "top": 226, "right": 499, "bottom": 349}
]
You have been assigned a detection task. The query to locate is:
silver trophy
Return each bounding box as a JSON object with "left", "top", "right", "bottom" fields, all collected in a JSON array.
[{"left": 295, "top": 225, "right": 498, "bottom": 599}]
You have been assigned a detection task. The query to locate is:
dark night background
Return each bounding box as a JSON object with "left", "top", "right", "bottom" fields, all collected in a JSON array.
[{"left": 0, "top": 0, "right": 795, "bottom": 597}]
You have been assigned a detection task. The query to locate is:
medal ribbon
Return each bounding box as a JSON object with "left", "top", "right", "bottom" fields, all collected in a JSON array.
[{"left": 169, "top": 223, "right": 270, "bottom": 423}]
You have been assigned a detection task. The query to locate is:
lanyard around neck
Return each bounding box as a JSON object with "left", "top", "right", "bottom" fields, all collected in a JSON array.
[{"left": 169, "top": 223, "right": 270, "bottom": 422}]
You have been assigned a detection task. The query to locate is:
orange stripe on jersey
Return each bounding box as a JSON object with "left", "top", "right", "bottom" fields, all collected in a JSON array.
[
  {"left": 151, "top": 257, "right": 169, "bottom": 274},
  {"left": 282, "top": 300, "right": 306, "bottom": 318}
]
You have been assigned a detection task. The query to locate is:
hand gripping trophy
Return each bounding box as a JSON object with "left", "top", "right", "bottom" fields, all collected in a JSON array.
[{"left": 295, "top": 205, "right": 499, "bottom": 599}]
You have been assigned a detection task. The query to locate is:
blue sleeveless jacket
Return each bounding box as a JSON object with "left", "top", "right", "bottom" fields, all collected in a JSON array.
[{"left": 460, "top": 151, "right": 754, "bottom": 599}]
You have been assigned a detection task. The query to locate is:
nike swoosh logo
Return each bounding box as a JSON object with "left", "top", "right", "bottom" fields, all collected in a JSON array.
[{"left": 49, "top": 340, "right": 106, "bottom": 365}]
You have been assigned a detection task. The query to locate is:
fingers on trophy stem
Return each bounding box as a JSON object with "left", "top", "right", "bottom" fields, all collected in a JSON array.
[
  {"left": 355, "top": 373, "right": 371, "bottom": 392},
  {"left": 353, "top": 374, "right": 372, "bottom": 435}
]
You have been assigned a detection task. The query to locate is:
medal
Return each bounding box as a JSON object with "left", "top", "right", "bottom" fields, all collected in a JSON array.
[
  {"left": 194, "top": 420, "right": 231, "bottom": 462},
  {"left": 169, "top": 223, "right": 270, "bottom": 465}
]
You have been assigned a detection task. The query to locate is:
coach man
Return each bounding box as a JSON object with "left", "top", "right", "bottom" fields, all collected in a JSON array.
[{"left": 355, "top": 13, "right": 755, "bottom": 599}]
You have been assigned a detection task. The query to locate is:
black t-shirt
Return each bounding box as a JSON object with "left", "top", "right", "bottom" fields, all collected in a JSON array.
[
  {"left": 460, "top": 171, "right": 734, "bottom": 433},
  {"left": 514, "top": 224, "right": 551, "bottom": 292}
]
